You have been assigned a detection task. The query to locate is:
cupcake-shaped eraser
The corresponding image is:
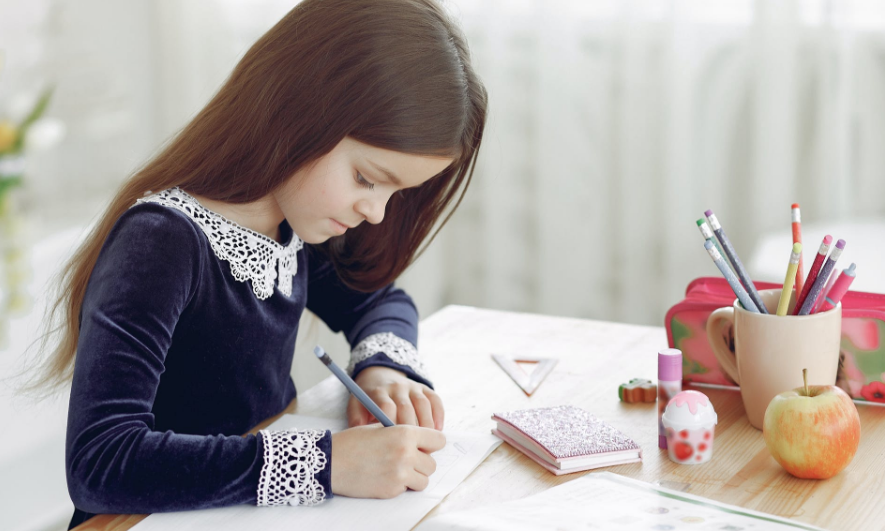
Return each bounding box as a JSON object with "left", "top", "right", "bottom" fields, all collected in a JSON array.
[{"left": 661, "top": 390, "right": 718, "bottom": 465}]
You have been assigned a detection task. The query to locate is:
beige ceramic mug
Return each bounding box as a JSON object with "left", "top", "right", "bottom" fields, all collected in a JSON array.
[{"left": 706, "top": 288, "right": 841, "bottom": 429}]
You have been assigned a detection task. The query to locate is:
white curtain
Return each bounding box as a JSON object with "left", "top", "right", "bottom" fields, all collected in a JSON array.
[
  {"left": 5, "top": 0, "right": 885, "bottom": 328},
  {"left": 435, "top": 0, "right": 885, "bottom": 326},
  {"left": 131, "top": 0, "right": 885, "bottom": 327}
]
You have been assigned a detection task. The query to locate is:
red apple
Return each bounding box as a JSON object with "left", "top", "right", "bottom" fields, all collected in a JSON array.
[{"left": 762, "top": 369, "right": 861, "bottom": 479}]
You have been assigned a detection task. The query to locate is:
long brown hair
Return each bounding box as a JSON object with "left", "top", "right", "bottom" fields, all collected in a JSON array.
[{"left": 25, "top": 0, "right": 487, "bottom": 395}]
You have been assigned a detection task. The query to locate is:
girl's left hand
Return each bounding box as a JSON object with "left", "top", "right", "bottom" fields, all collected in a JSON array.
[{"left": 350, "top": 366, "right": 444, "bottom": 430}]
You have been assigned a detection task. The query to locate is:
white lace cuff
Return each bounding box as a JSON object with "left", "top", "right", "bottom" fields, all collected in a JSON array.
[
  {"left": 257, "top": 429, "right": 329, "bottom": 507},
  {"left": 346, "top": 332, "right": 429, "bottom": 381}
]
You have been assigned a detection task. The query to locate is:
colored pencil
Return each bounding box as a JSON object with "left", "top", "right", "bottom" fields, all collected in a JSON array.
[
  {"left": 704, "top": 240, "right": 759, "bottom": 313},
  {"left": 813, "top": 270, "right": 839, "bottom": 313},
  {"left": 798, "top": 239, "right": 846, "bottom": 316},
  {"left": 791, "top": 204, "right": 805, "bottom": 297},
  {"left": 777, "top": 242, "right": 803, "bottom": 316},
  {"left": 793, "top": 235, "right": 832, "bottom": 315},
  {"left": 819, "top": 263, "right": 856, "bottom": 313},
  {"left": 705, "top": 210, "right": 768, "bottom": 314}
]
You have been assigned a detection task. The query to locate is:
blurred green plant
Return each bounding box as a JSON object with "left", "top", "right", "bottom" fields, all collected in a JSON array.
[
  {"left": 0, "top": 87, "right": 54, "bottom": 200},
  {"left": 0, "top": 88, "right": 54, "bottom": 318}
]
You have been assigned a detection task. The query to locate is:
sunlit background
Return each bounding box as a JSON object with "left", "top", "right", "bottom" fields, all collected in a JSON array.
[{"left": 3, "top": 1, "right": 885, "bottom": 529}]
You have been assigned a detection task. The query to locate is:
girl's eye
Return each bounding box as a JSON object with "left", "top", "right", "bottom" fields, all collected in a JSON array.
[{"left": 355, "top": 171, "right": 375, "bottom": 191}]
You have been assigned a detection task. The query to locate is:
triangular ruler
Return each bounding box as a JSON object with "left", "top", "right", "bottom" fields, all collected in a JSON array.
[{"left": 491, "top": 354, "right": 558, "bottom": 396}]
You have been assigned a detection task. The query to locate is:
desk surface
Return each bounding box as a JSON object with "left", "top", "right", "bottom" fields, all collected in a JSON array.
[{"left": 75, "top": 305, "right": 884, "bottom": 531}]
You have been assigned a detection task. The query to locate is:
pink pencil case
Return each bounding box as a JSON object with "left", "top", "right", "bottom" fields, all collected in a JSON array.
[{"left": 665, "top": 276, "right": 885, "bottom": 404}]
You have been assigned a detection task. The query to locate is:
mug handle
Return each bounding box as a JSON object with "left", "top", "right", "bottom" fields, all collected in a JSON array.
[{"left": 706, "top": 307, "right": 740, "bottom": 385}]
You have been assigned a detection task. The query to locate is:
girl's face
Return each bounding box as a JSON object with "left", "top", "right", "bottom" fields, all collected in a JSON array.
[{"left": 273, "top": 137, "right": 454, "bottom": 244}]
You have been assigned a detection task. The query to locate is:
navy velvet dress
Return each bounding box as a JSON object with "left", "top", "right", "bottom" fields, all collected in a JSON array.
[{"left": 66, "top": 188, "right": 431, "bottom": 529}]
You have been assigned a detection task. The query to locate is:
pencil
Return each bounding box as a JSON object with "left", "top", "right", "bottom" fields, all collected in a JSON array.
[
  {"left": 705, "top": 210, "right": 768, "bottom": 314},
  {"left": 705, "top": 240, "right": 759, "bottom": 313},
  {"left": 798, "top": 239, "right": 845, "bottom": 316},
  {"left": 820, "top": 263, "right": 856, "bottom": 313},
  {"left": 314, "top": 345, "right": 395, "bottom": 427},
  {"left": 812, "top": 270, "right": 839, "bottom": 313},
  {"left": 777, "top": 242, "right": 803, "bottom": 316},
  {"left": 791, "top": 204, "right": 805, "bottom": 297},
  {"left": 696, "top": 219, "right": 730, "bottom": 273},
  {"left": 793, "top": 235, "right": 832, "bottom": 315}
]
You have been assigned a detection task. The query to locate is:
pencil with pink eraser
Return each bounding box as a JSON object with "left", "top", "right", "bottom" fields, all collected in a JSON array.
[
  {"left": 793, "top": 235, "right": 832, "bottom": 315},
  {"left": 798, "top": 239, "right": 845, "bottom": 316}
]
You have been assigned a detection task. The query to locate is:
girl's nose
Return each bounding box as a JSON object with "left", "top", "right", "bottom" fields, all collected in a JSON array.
[{"left": 356, "top": 197, "right": 385, "bottom": 225}]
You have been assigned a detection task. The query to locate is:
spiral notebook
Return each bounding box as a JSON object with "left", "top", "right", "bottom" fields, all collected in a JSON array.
[{"left": 492, "top": 405, "right": 641, "bottom": 475}]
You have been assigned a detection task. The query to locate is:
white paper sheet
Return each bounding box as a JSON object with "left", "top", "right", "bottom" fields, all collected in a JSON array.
[
  {"left": 131, "top": 415, "right": 501, "bottom": 531},
  {"left": 416, "top": 472, "right": 829, "bottom": 531}
]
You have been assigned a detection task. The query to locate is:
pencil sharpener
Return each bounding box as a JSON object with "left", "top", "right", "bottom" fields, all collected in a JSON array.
[{"left": 661, "top": 390, "right": 718, "bottom": 465}]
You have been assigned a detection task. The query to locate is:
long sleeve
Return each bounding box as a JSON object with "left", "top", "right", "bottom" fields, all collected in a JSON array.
[
  {"left": 305, "top": 246, "right": 431, "bottom": 388},
  {"left": 66, "top": 205, "right": 331, "bottom": 518}
]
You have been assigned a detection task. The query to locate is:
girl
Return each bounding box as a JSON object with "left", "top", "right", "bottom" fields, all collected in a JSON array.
[{"left": 27, "top": 0, "right": 486, "bottom": 527}]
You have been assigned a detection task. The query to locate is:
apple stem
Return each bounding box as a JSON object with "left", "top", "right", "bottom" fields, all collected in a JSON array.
[{"left": 803, "top": 368, "right": 808, "bottom": 396}]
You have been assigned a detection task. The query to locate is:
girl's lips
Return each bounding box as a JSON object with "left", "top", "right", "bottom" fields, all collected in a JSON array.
[{"left": 331, "top": 219, "right": 349, "bottom": 234}]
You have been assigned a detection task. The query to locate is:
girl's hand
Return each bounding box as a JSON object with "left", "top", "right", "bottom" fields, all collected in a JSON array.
[
  {"left": 331, "top": 424, "right": 446, "bottom": 498},
  {"left": 349, "top": 366, "right": 444, "bottom": 430}
]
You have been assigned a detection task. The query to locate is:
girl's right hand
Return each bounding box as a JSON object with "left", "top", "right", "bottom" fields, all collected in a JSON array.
[{"left": 330, "top": 424, "right": 446, "bottom": 498}]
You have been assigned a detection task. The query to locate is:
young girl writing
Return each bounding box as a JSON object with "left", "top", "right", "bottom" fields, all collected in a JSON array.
[{"left": 26, "top": 0, "right": 486, "bottom": 527}]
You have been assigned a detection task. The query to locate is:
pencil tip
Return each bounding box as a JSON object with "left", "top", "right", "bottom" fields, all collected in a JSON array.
[
  {"left": 836, "top": 239, "right": 846, "bottom": 249},
  {"left": 791, "top": 203, "right": 800, "bottom": 209},
  {"left": 704, "top": 209, "right": 713, "bottom": 217},
  {"left": 314, "top": 347, "right": 332, "bottom": 366},
  {"left": 696, "top": 219, "right": 704, "bottom": 226}
]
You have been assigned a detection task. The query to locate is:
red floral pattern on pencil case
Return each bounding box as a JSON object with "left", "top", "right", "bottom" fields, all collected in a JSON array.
[{"left": 664, "top": 276, "right": 885, "bottom": 402}]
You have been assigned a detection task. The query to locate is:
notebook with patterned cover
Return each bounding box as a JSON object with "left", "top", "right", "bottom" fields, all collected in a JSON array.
[{"left": 492, "top": 405, "right": 642, "bottom": 476}]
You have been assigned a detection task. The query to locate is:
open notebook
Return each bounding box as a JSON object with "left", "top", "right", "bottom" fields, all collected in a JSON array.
[
  {"left": 131, "top": 415, "right": 500, "bottom": 531},
  {"left": 416, "top": 472, "right": 829, "bottom": 531}
]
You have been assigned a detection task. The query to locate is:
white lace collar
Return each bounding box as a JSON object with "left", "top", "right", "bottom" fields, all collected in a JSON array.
[{"left": 136, "top": 187, "right": 304, "bottom": 300}]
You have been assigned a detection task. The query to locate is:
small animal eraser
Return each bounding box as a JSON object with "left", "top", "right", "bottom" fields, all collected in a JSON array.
[{"left": 619, "top": 378, "right": 657, "bottom": 403}]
